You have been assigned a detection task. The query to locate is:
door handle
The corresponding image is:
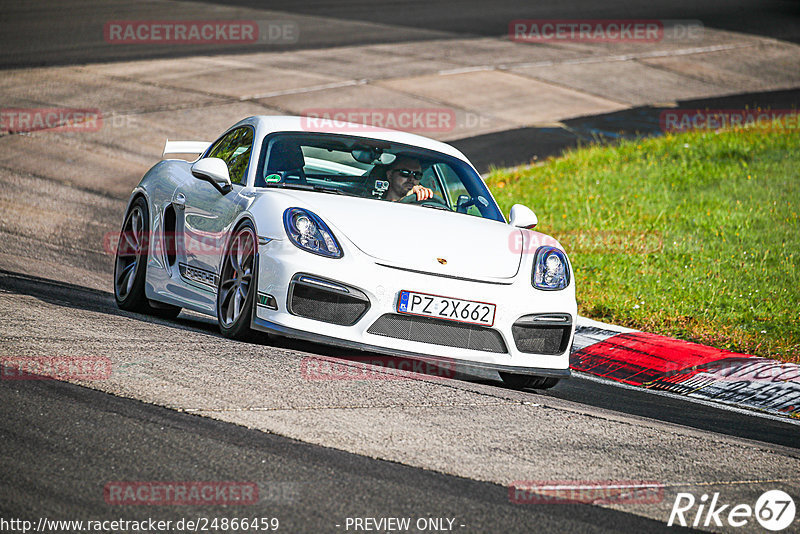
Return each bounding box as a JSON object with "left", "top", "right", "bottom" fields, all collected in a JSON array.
[{"left": 174, "top": 192, "right": 186, "bottom": 210}]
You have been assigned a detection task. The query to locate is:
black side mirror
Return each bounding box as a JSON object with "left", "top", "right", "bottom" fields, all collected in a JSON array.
[{"left": 456, "top": 195, "right": 475, "bottom": 214}]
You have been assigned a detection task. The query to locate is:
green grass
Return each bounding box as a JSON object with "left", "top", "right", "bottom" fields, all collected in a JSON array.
[{"left": 486, "top": 125, "right": 799, "bottom": 361}]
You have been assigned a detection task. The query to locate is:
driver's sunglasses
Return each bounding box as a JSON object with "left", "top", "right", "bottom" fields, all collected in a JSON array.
[{"left": 394, "top": 168, "right": 423, "bottom": 180}]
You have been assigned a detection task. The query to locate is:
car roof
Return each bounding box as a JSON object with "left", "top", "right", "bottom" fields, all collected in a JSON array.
[{"left": 231, "top": 115, "right": 472, "bottom": 164}]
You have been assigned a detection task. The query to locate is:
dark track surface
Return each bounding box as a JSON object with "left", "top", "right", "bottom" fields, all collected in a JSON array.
[
  {"left": 0, "top": 270, "right": 791, "bottom": 531},
  {"left": 3, "top": 270, "right": 799, "bottom": 451},
  {"left": 203, "top": 0, "right": 800, "bottom": 43},
  {"left": 1, "top": 374, "right": 691, "bottom": 533},
  {"left": 1, "top": 0, "right": 799, "bottom": 68}
]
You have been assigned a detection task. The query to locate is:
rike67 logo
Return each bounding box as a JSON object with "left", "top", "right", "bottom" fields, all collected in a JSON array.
[{"left": 668, "top": 490, "right": 795, "bottom": 531}]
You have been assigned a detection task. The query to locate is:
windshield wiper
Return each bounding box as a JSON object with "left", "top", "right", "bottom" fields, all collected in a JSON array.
[
  {"left": 421, "top": 204, "right": 451, "bottom": 211},
  {"left": 263, "top": 182, "right": 354, "bottom": 196},
  {"left": 264, "top": 182, "right": 312, "bottom": 191},
  {"left": 312, "top": 184, "right": 347, "bottom": 195}
]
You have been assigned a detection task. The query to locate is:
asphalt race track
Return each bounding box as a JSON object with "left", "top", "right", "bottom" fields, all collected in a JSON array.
[
  {"left": 2, "top": 269, "right": 797, "bottom": 532},
  {"left": 1, "top": 1, "right": 799, "bottom": 532},
  {"left": 1, "top": 363, "right": 686, "bottom": 533},
  {"left": 2, "top": 0, "right": 799, "bottom": 67}
]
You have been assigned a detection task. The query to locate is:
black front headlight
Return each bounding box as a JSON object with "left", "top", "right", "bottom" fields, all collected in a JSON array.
[
  {"left": 532, "top": 246, "right": 569, "bottom": 290},
  {"left": 283, "top": 208, "right": 343, "bottom": 258}
]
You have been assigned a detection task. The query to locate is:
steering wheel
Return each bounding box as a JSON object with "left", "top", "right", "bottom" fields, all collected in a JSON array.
[{"left": 398, "top": 194, "right": 450, "bottom": 209}]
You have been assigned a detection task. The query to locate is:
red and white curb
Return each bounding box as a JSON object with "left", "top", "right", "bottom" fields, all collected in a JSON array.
[{"left": 572, "top": 317, "right": 800, "bottom": 421}]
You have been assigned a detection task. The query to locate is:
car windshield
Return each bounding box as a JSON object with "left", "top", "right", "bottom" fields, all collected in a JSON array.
[{"left": 255, "top": 132, "right": 504, "bottom": 222}]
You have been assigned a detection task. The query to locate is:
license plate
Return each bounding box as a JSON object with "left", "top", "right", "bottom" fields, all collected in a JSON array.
[{"left": 397, "top": 290, "right": 496, "bottom": 327}]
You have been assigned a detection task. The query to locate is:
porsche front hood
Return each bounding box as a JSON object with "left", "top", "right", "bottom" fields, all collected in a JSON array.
[{"left": 283, "top": 192, "right": 523, "bottom": 281}]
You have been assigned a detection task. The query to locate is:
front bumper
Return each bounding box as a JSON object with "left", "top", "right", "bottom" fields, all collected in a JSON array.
[{"left": 253, "top": 238, "right": 577, "bottom": 376}]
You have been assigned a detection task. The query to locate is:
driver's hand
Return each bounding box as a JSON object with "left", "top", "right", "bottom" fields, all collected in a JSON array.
[{"left": 407, "top": 185, "right": 434, "bottom": 201}]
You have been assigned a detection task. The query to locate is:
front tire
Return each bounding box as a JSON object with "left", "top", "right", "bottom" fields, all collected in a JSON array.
[
  {"left": 216, "top": 221, "right": 258, "bottom": 340},
  {"left": 499, "top": 373, "right": 560, "bottom": 390},
  {"left": 113, "top": 196, "right": 181, "bottom": 319}
]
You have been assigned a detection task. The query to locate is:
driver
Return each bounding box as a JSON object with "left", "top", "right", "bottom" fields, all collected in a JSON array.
[{"left": 383, "top": 156, "right": 434, "bottom": 202}]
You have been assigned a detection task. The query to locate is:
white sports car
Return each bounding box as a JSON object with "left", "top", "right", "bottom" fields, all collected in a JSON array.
[{"left": 113, "top": 116, "right": 576, "bottom": 388}]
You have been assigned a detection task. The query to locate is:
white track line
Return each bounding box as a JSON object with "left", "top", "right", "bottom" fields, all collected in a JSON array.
[{"left": 497, "top": 43, "right": 750, "bottom": 70}]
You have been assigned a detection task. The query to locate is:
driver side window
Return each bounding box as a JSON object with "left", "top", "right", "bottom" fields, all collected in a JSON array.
[
  {"left": 207, "top": 127, "right": 254, "bottom": 185},
  {"left": 420, "top": 166, "right": 446, "bottom": 202}
]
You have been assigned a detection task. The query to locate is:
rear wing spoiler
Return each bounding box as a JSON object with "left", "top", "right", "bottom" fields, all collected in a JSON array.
[{"left": 162, "top": 140, "right": 210, "bottom": 158}]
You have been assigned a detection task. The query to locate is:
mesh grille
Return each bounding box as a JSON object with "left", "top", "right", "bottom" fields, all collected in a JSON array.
[
  {"left": 290, "top": 284, "right": 368, "bottom": 326},
  {"left": 367, "top": 314, "right": 507, "bottom": 353},
  {"left": 511, "top": 324, "right": 571, "bottom": 354}
]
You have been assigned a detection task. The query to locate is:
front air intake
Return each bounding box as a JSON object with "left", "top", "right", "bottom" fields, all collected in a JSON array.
[
  {"left": 511, "top": 314, "right": 572, "bottom": 355},
  {"left": 287, "top": 274, "right": 370, "bottom": 326},
  {"left": 367, "top": 314, "right": 508, "bottom": 353}
]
